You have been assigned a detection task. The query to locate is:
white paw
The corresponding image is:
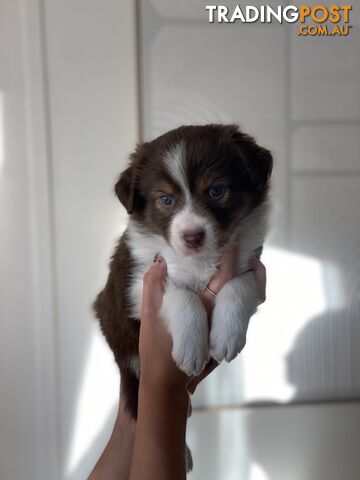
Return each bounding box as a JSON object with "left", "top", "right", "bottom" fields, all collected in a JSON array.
[
  {"left": 209, "top": 326, "right": 246, "bottom": 363},
  {"left": 172, "top": 325, "right": 209, "bottom": 376},
  {"left": 162, "top": 285, "right": 209, "bottom": 376},
  {"left": 209, "top": 276, "right": 257, "bottom": 363}
]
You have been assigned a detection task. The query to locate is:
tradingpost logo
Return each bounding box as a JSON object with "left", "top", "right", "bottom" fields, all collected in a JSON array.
[{"left": 206, "top": 5, "right": 353, "bottom": 36}]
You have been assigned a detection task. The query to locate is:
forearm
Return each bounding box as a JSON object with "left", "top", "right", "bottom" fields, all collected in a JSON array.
[
  {"left": 129, "top": 378, "right": 189, "bottom": 480},
  {"left": 88, "top": 387, "right": 135, "bottom": 480}
]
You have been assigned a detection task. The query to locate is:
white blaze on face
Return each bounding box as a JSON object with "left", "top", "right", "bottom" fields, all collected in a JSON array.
[
  {"left": 163, "top": 142, "right": 188, "bottom": 198},
  {"left": 163, "top": 142, "right": 216, "bottom": 255},
  {"left": 170, "top": 206, "right": 215, "bottom": 254}
]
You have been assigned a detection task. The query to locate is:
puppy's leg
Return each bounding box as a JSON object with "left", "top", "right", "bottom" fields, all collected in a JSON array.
[
  {"left": 161, "top": 284, "right": 209, "bottom": 376},
  {"left": 210, "top": 272, "right": 258, "bottom": 363}
]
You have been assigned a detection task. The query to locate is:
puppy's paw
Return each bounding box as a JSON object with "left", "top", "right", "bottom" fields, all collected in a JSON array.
[
  {"left": 172, "top": 324, "right": 209, "bottom": 376},
  {"left": 162, "top": 285, "right": 209, "bottom": 376},
  {"left": 209, "top": 325, "right": 246, "bottom": 363},
  {"left": 209, "top": 276, "right": 256, "bottom": 363}
]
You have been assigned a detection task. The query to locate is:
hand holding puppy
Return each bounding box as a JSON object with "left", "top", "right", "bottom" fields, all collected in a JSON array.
[{"left": 139, "top": 247, "right": 266, "bottom": 390}]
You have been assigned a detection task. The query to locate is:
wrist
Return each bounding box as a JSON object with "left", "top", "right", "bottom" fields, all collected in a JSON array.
[
  {"left": 140, "top": 370, "right": 189, "bottom": 399},
  {"left": 138, "top": 375, "right": 189, "bottom": 425},
  {"left": 140, "top": 355, "right": 189, "bottom": 391}
]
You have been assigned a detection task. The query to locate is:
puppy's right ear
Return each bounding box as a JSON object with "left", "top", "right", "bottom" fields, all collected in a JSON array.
[{"left": 114, "top": 166, "right": 135, "bottom": 214}]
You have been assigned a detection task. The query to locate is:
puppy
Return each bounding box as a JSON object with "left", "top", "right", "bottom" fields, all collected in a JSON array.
[{"left": 94, "top": 124, "right": 272, "bottom": 422}]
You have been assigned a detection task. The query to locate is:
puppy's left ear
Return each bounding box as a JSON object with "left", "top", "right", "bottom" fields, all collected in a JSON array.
[
  {"left": 230, "top": 128, "right": 273, "bottom": 191},
  {"left": 250, "top": 146, "right": 273, "bottom": 191},
  {"left": 114, "top": 166, "right": 135, "bottom": 214}
]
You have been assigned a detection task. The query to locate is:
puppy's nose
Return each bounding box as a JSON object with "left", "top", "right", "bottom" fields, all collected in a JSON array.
[{"left": 182, "top": 229, "right": 205, "bottom": 249}]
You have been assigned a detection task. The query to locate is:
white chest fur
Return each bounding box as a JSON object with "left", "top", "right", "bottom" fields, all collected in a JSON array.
[{"left": 127, "top": 221, "right": 219, "bottom": 290}]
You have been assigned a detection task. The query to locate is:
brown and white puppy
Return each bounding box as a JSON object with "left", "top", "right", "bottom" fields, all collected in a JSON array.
[{"left": 94, "top": 124, "right": 272, "bottom": 421}]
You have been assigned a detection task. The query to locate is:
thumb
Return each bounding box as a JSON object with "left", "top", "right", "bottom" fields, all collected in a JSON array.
[{"left": 142, "top": 256, "right": 167, "bottom": 316}]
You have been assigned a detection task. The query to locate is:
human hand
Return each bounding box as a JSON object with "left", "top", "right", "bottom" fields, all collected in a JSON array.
[
  {"left": 139, "top": 257, "right": 188, "bottom": 390},
  {"left": 198, "top": 244, "right": 238, "bottom": 315},
  {"left": 139, "top": 249, "right": 267, "bottom": 392},
  {"left": 189, "top": 251, "right": 267, "bottom": 393},
  {"left": 139, "top": 248, "right": 237, "bottom": 391},
  {"left": 250, "top": 256, "right": 267, "bottom": 304},
  {"left": 182, "top": 245, "right": 237, "bottom": 392}
]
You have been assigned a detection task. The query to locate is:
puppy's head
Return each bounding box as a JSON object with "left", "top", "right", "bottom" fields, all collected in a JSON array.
[{"left": 115, "top": 124, "right": 272, "bottom": 256}]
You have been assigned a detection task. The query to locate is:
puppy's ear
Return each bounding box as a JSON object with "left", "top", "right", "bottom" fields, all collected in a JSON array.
[
  {"left": 230, "top": 128, "right": 273, "bottom": 191},
  {"left": 250, "top": 146, "right": 273, "bottom": 191},
  {"left": 114, "top": 166, "right": 135, "bottom": 214}
]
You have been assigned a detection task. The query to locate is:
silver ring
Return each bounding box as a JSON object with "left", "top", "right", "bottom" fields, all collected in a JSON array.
[{"left": 205, "top": 285, "right": 217, "bottom": 297}]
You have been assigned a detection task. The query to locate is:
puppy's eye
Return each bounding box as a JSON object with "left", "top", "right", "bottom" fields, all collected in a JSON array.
[
  {"left": 160, "top": 194, "right": 173, "bottom": 206},
  {"left": 209, "top": 186, "right": 225, "bottom": 199}
]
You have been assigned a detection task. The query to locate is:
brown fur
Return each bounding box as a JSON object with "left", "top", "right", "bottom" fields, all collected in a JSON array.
[{"left": 93, "top": 235, "right": 140, "bottom": 418}]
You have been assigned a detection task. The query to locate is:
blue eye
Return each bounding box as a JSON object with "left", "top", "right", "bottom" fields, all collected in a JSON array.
[
  {"left": 160, "top": 194, "right": 173, "bottom": 206},
  {"left": 209, "top": 186, "right": 224, "bottom": 199}
]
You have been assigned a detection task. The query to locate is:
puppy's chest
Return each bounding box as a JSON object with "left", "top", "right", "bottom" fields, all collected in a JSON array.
[
  {"left": 167, "top": 257, "right": 219, "bottom": 291},
  {"left": 125, "top": 231, "right": 222, "bottom": 319},
  {"left": 132, "top": 238, "right": 219, "bottom": 290}
]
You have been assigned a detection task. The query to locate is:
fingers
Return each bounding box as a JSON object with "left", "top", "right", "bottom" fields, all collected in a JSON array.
[
  {"left": 143, "top": 255, "right": 167, "bottom": 284},
  {"left": 187, "top": 358, "right": 219, "bottom": 394},
  {"left": 207, "top": 244, "right": 238, "bottom": 295},
  {"left": 199, "top": 244, "right": 238, "bottom": 312},
  {"left": 142, "top": 256, "right": 167, "bottom": 317},
  {"left": 217, "top": 243, "right": 238, "bottom": 276},
  {"left": 250, "top": 257, "right": 266, "bottom": 304}
]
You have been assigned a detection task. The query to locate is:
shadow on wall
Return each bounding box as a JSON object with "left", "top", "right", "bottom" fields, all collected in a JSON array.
[
  {"left": 286, "top": 309, "right": 360, "bottom": 402},
  {"left": 243, "top": 308, "right": 360, "bottom": 480}
]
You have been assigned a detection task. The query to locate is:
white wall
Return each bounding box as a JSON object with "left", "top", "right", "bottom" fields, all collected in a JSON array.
[
  {"left": 43, "top": 1, "right": 138, "bottom": 477},
  {"left": 0, "top": 1, "right": 58, "bottom": 478},
  {"left": 1, "top": 1, "right": 360, "bottom": 479},
  {"left": 0, "top": 1, "right": 138, "bottom": 479}
]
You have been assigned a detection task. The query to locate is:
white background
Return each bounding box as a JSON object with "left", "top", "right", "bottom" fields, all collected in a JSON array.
[{"left": 1, "top": 1, "right": 360, "bottom": 479}]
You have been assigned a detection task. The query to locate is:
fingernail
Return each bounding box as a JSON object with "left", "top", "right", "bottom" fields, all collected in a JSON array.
[{"left": 153, "top": 253, "right": 164, "bottom": 263}]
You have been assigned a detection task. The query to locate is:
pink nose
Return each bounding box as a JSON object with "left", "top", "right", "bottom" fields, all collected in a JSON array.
[{"left": 182, "top": 229, "right": 205, "bottom": 249}]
